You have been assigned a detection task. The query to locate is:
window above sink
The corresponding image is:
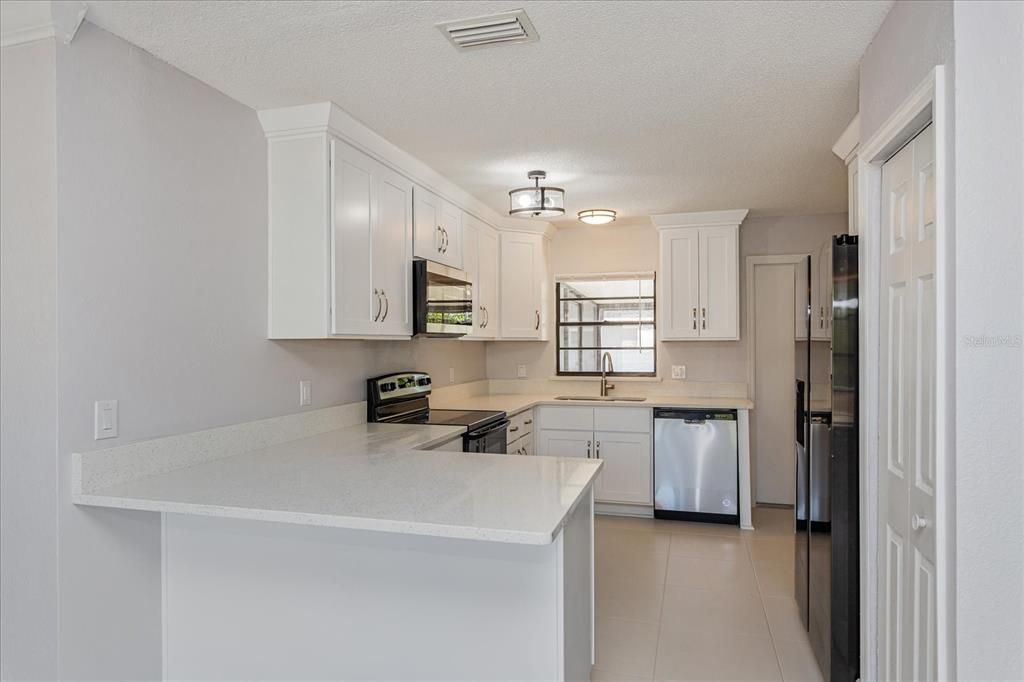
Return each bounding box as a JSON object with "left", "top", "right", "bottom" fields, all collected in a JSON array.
[{"left": 555, "top": 273, "right": 656, "bottom": 377}]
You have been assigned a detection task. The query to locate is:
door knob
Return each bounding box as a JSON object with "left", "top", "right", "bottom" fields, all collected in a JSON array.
[{"left": 911, "top": 514, "right": 929, "bottom": 530}]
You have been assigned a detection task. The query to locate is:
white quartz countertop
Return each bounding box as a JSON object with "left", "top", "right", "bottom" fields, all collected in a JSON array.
[
  {"left": 74, "top": 421, "right": 602, "bottom": 545},
  {"left": 430, "top": 392, "right": 754, "bottom": 415}
]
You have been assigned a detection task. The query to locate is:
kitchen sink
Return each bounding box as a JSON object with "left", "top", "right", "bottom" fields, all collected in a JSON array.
[{"left": 554, "top": 395, "right": 647, "bottom": 402}]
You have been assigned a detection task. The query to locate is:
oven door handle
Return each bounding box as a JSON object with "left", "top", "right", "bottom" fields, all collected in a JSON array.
[{"left": 465, "top": 419, "right": 510, "bottom": 439}]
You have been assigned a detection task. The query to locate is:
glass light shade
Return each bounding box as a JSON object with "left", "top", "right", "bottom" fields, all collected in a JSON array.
[
  {"left": 577, "top": 209, "right": 617, "bottom": 225},
  {"left": 508, "top": 171, "right": 565, "bottom": 218}
]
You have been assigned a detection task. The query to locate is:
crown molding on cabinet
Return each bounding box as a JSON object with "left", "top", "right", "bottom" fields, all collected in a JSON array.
[
  {"left": 650, "top": 208, "right": 749, "bottom": 230},
  {"left": 258, "top": 102, "right": 555, "bottom": 240},
  {"left": 0, "top": 1, "right": 86, "bottom": 48},
  {"left": 831, "top": 113, "right": 860, "bottom": 164}
]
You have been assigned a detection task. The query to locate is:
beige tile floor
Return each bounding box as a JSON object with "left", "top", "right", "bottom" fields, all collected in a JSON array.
[{"left": 591, "top": 507, "right": 824, "bottom": 682}]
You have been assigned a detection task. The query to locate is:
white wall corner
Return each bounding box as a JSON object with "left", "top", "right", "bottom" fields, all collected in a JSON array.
[
  {"left": 650, "top": 209, "right": 749, "bottom": 230},
  {"left": 0, "top": 1, "right": 86, "bottom": 48},
  {"left": 832, "top": 113, "right": 861, "bottom": 164}
]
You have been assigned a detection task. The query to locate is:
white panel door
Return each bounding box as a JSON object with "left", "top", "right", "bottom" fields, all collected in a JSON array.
[
  {"left": 413, "top": 186, "right": 442, "bottom": 262},
  {"left": 593, "top": 431, "right": 652, "bottom": 504},
  {"left": 699, "top": 225, "right": 739, "bottom": 339},
  {"left": 879, "top": 124, "right": 937, "bottom": 682},
  {"left": 476, "top": 223, "right": 499, "bottom": 339},
  {"left": 752, "top": 262, "right": 797, "bottom": 504},
  {"left": 373, "top": 164, "right": 413, "bottom": 336},
  {"left": 536, "top": 429, "right": 592, "bottom": 459},
  {"left": 330, "top": 139, "right": 375, "bottom": 336},
  {"left": 500, "top": 233, "right": 541, "bottom": 339},
  {"left": 659, "top": 228, "right": 700, "bottom": 339}
]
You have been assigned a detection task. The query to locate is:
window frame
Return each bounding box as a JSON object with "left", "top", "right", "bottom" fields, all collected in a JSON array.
[{"left": 554, "top": 275, "right": 657, "bottom": 377}]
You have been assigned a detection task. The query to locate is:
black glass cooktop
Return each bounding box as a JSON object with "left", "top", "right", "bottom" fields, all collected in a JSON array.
[{"left": 399, "top": 409, "right": 506, "bottom": 432}]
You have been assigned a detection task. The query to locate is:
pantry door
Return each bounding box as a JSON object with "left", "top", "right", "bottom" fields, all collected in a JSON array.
[{"left": 878, "top": 123, "right": 937, "bottom": 682}]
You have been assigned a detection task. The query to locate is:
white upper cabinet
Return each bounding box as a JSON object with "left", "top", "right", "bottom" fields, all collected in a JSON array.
[
  {"left": 653, "top": 210, "right": 746, "bottom": 341},
  {"left": 262, "top": 130, "right": 412, "bottom": 339},
  {"left": 463, "top": 213, "right": 499, "bottom": 340},
  {"left": 794, "top": 237, "right": 834, "bottom": 341},
  {"left": 500, "top": 231, "right": 550, "bottom": 340},
  {"left": 330, "top": 138, "right": 414, "bottom": 337},
  {"left": 659, "top": 228, "right": 700, "bottom": 339},
  {"left": 414, "top": 186, "right": 463, "bottom": 269}
]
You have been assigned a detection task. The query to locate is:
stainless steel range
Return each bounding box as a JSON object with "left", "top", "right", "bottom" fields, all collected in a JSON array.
[{"left": 366, "top": 372, "right": 509, "bottom": 454}]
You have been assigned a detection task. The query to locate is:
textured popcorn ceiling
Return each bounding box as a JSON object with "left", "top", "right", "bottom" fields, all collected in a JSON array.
[{"left": 83, "top": 0, "right": 892, "bottom": 223}]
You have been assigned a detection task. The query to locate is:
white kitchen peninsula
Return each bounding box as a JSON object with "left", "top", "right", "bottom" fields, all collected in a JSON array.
[{"left": 73, "top": 406, "right": 601, "bottom": 681}]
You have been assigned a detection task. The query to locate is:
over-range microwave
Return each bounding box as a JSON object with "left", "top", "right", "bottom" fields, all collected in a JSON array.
[{"left": 412, "top": 260, "right": 473, "bottom": 337}]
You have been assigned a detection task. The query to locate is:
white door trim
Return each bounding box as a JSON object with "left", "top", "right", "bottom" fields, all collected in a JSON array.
[{"left": 856, "top": 66, "right": 953, "bottom": 681}]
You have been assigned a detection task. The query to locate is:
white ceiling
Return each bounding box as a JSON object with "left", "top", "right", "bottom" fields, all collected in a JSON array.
[{"left": 82, "top": 0, "right": 891, "bottom": 224}]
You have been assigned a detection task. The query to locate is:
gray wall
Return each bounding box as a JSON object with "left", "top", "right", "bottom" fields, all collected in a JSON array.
[
  {"left": 0, "top": 39, "right": 60, "bottom": 682},
  {"left": 487, "top": 213, "right": 846, "bottom": 390},
  {"left": 951, "top": 2, "right": 1023, "bottom": 678},
  {"left": 859, "top": 0, "right": 953, "bottom": 141},
  {"left": 1, "top": 22, "right": 487, "bottom": 679}
]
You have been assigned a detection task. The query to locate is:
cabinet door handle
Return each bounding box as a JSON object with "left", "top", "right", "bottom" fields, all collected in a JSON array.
[
  {"left": 373, "top": 289, "right": 382, "bottom": 321},
  {"left": 586, "top": 440, "right": 591, "bottom": 458},
  {"left": 509, "top": 426, "right": 519, "bottom": 433},
  {"left": 596, "top": 441, "right": 601, "bottom": 458},
  {"left": 524, "top": 419, "right": 532, "bottom": 425},
  {"left": 701, "top": 307, "right": 707, "bottom": 330},
  {"left": 535, "top": 310, "right": 540, "bottom": 330},
  {"left": 692, "top": 307, "right": 697, "bottom": 330},
  {"left": 442, "top": 228, "right": 449, "bottom": 253},
  {"left": 484, "top": 306, "right": 489, "bottom": 328},
  {"left": 437, "top": 226, "right": 443, "bottom": 252},
  {"left": 381, "top": 290, "right": 389, "bottom": 322}
]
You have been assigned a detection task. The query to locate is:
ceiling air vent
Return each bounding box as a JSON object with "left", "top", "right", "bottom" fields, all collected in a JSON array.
[{"left": 437, "top": 9, "right": 539, "bottom": 51}]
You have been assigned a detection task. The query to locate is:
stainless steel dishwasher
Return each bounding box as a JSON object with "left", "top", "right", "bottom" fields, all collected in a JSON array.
[{"left": 653, "top": 408, "right": 739, "bottom": 524}]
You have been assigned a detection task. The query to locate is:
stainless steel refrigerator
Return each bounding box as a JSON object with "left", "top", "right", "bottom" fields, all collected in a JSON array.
[{"left": 795, "top": 235, "right": 859, "bottom": 682}]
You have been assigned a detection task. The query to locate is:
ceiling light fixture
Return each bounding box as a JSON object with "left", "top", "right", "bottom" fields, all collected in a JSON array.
[
  {"left": 577, "top": 209, "right": 617, "bottom": 225},
  {"left": 508, "top": 171, "right": 565, "bottom": 218}
]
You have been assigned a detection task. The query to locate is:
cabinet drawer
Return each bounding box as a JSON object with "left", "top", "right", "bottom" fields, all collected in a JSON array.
[
  {"left": 508, "top": 409, "right": 534, "bottom": 439},
  {"left": 537, "top": 406, "right": 594, "bottom": 431},
  {"left": 594, "top": 406, "right": 651, "bottom": 433}
]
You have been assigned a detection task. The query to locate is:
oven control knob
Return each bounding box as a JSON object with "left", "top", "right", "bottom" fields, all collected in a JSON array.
[
  {"left": 417, "top": 377, "right": 431, "bottom": 386},
  {"left": 381, "top": 382, "right": 397, "bottom": 392}
]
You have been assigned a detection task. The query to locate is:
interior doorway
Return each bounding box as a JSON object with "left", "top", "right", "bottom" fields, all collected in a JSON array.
[{"left": 746, "top": 256, "right": 801, "bottom": 505}]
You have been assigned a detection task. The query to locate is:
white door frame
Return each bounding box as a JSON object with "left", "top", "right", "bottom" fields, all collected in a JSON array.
[
  {"left": 744, "top": 254, "right": 808, "bottom": 506},
  {"left": 856, "top": 66, "right": 954, "bottom": 681}
]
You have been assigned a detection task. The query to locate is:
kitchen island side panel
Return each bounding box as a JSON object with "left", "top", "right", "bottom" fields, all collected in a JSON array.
[{"left": 163, "top": 510, "right": 590, "bottom": 680}]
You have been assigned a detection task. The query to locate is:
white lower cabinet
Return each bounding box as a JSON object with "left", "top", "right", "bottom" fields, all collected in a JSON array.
[
  {"left": 592, "top": 431, "right": 653, "bottom": 504},
  {"left": 536, "top": 406, "right": 652, "bottom": 505},
  {"left": 536, "top": 429, "right": 593, "bottom": 459}
]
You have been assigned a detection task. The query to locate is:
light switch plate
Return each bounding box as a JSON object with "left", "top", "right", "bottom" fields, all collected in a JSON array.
[
  {"left": 94, "top": 400, "right": 118, "bottom": 440},
  {"left": 671, "top": 365, "right": 686, "bottom": 380},
  {"left": 517, "top": 364, "right": 527, "bottom": 379},
  {"left": 299, "top": 380, "right": 312, "bottom": 406}
]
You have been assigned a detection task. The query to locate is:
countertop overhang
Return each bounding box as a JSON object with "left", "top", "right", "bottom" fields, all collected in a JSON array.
[{"left": 73, "top": 416, "right": 602, "bottom": 546}]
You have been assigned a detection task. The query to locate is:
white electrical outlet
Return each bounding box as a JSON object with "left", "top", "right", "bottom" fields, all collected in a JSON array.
[
  {"left": 517, "top": 364, "right": 527, "bottom": 379},
  {"left": 94, "top": 400, "right": 118, "bottom": 440},
  {"left": 448, "top": 367, "right": 455, "bottom": 384},
  {"left": 299, "top": 380, "right": 312, "bottom": 406},
  {"left": 671, "top": 365, "right": 687, "bottom": 380}
]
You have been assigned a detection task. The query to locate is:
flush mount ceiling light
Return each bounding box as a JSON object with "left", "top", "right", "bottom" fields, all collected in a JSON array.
[
  {"left": 508, "top": 171, "right": 565, "bottom": 218},
  {"left": 577, "top": 209, "right": 617, "bottom": 225}
]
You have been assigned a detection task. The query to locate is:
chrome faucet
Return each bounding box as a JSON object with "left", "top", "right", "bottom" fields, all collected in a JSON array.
[{"left": 600, "top": 352, "right": 616, "bottom": 397}]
